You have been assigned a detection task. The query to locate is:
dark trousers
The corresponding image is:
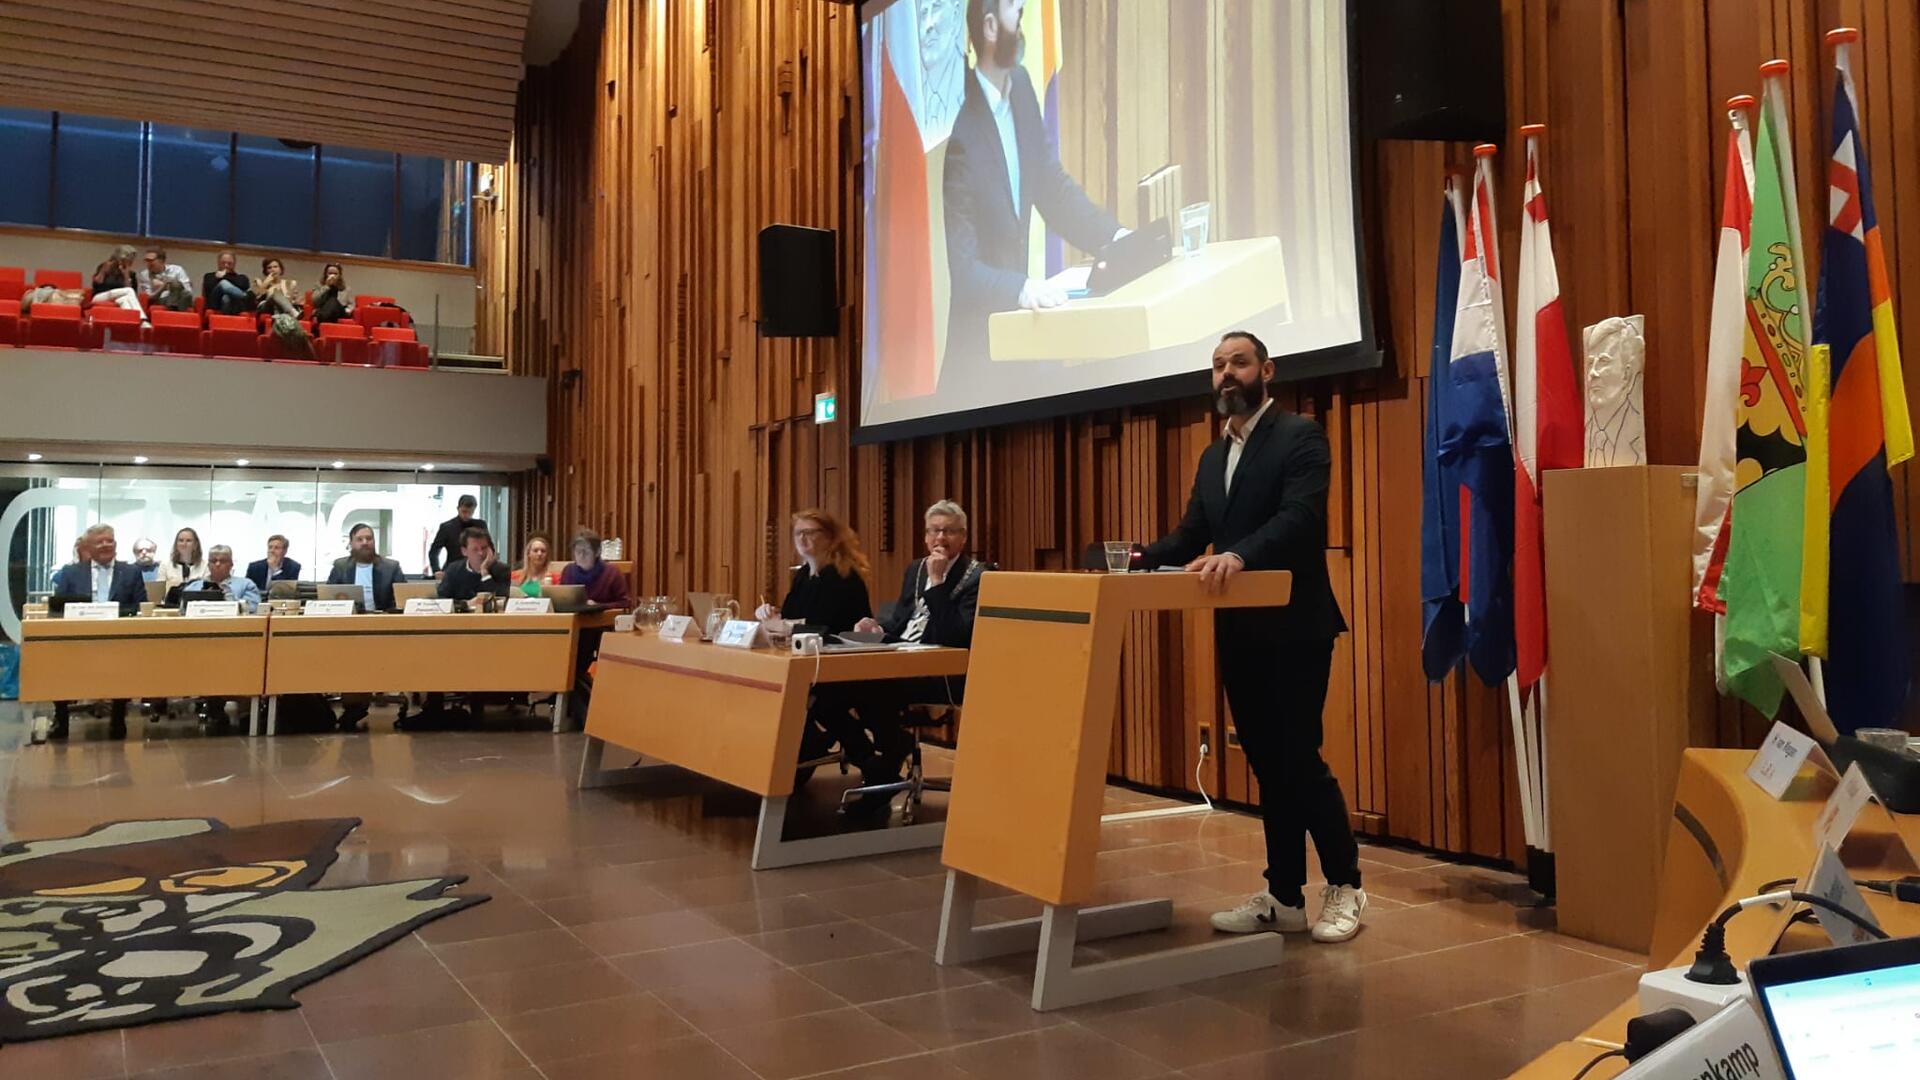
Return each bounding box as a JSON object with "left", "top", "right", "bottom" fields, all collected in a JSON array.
[
  {"left": 1218, "top": 635, "right": 1360, "bottom": 907},
  {"left": 811, "top": 676, "right": 961, "bottom": 772}
]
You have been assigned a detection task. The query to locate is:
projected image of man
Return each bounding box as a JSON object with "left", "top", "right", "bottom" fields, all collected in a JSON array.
[{"left": 942, "top": 0, "right": 1122, "bottom": 397}]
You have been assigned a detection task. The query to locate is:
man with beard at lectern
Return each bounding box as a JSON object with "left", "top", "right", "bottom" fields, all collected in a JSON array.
[{"left": 1141, "top": 331, "right": 1368, "bottom": 944}]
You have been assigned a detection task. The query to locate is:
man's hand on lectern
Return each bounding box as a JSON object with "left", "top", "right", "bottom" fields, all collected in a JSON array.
[{"left": 1185, "top": 552, "right": 1244, "bottom": 594}]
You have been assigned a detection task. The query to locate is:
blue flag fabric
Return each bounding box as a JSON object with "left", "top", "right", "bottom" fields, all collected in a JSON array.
[{"left": 1422, "top": 191, "right": 1466, "bottom": 680}]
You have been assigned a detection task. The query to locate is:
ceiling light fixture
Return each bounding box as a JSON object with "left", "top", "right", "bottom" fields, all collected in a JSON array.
[
  {"left": 331, "top": 461, "right": 345, "bottom": 469},
  {"left": 420, "top": 463, "right": 435, "bottom": 471},
  {"left": 235, "top": 458, "right": 251, "bottom": 467},
  {"left": 26, "top": 452, "right": 43, "bottom": 462},
  {"left": 133, "top": 456, "right": 149, "bottom": 464}
]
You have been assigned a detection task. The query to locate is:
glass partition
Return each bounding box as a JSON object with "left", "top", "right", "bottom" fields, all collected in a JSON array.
[{"left": 0, "top": 464, "right": 513, "bottom": 641}]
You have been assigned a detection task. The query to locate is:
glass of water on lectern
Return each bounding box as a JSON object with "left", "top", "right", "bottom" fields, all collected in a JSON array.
[
  {"left": 1103, "top": 542, "right": 1133, "bottom": 573},
  {"left": 1179, "top": 202, "right": 1211, "bottom": 257}
]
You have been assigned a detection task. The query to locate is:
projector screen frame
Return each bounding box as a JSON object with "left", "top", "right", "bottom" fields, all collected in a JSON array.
[{"left": 850, "top": 0, "right": 1383, "bottom": 447}]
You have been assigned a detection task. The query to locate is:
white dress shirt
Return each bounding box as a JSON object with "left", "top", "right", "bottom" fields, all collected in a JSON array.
[
  {"left": 91, "top": 562, "right": 113, "bottom": 602},
  {"left": 1224, "top": 396, "right": 1275, "bottom": 495},
  {"left": 974, "top": 68, "right": 1020, "bottom": 216}
]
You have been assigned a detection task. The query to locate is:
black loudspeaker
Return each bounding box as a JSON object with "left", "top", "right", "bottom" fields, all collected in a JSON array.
[
  {"left": 1358, "top": 0, "right": 1506, "bottom": 144},
  {"left": 758, "top": 224, "right": 839, "bottom": 337}
]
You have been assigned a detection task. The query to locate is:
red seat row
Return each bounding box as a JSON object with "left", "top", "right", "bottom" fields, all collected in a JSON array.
[{"left": 0, "top": 301, "right": 428, "bottom": 367}]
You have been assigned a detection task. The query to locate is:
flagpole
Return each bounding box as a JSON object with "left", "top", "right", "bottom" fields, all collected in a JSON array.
[
  {"left": 1517, "top": 121, "right": 1555, "bottom": 857},
  {"left": 1817, "top": 27, "right": 1860, "bottom": 725}
]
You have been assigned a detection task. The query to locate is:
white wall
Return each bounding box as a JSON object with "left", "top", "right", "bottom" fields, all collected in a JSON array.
[
  {"left": 0, "top": 229, "right": 480, "bottom": 355},
  {"left": 0, "top": 348, "right": 544, "bottom": 465}
]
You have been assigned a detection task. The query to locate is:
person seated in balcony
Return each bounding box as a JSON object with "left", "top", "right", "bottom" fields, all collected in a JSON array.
[
  {"left": 310, "top": 263, "right": 355, "bottom": 327},
  {"left": 91, "top": 244, "right": 148, "bottom": 322},
  {"left": 202, "top": 250, "right": 253, "bottom": 316},
  {"left": 139, "top": 248, "right": 194, "bottom": 312},
  {"left": 251, "top": 257, "right": 300, "bottom": 317}
]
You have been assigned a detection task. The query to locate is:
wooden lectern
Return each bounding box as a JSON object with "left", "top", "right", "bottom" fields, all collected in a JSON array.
[{"left": 935, "top": 568, "right": 1293, "bottom": 1010}]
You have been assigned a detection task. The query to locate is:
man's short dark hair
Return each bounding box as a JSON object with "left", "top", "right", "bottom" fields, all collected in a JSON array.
[
  {"left": 966, "top": 0, "right": 994, "bottom": 56},
  {"left": 267, "top": 533, "right": 288, "bottom": 548},
  {"left": 1220, "top": 330, "right": 1270, "bottom": 366},
  {"left": 460, "top": 526, "right": 493, "bottom": 549},
  {"left": 145, "top": 247, "right": 166, "bottom": 261},
  {"left": 349, "top": 523, "right": 374, "bottom": 541},
  {"left": 458, "top": 494, "right": 478, "bottom": 509}
]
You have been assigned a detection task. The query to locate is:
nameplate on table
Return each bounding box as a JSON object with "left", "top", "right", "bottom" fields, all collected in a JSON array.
[
  {"left": 1746, "top": 720, "right": 1836, "bottom": 800},
  {"left": 1804, "top": 843, "right": 1882, "bottom": 947},
  {"left": 504, "top": 596, "right": 554, "bottom": 614},
  {"left": 1811, "top": 762, "right": 1876, "bottom": 855},
  {"left": 185, "top": 600, "right": 241, "bottom": 618},
  {"left": 303, "top": 600, "right": 356, "bottom": 616},
  {"left": 713, "top": 619, "right": 766, "bottom": 650},
  {"left": 61, "top": 603, "right": 120, "bottom": 620},
  {"left": 658, "top": 614, "right": 698, "bottom": 641},
  {"left": 404, "top": 597, "right": 456, "bottom": 615}
]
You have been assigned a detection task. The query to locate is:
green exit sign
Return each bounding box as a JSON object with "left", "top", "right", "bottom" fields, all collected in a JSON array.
[{"left": 813, "top": 392, "right": 838, "bottom": 424}]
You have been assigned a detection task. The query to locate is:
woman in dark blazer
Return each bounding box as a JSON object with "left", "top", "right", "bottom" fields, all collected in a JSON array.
[
  {"left": 755, "top": 509, "right": 876, "bottom": 785},
  {"left": 754, "top": 508, "right": 873, "bottom": 633}
]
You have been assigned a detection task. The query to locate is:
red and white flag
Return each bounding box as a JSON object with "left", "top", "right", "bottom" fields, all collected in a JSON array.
[
  {"left": 1691, "top": 98, "right": 1757, "bottom": 617},
  {"left": 1511, "top": 127, "right": 1583, "bottom": 692}
]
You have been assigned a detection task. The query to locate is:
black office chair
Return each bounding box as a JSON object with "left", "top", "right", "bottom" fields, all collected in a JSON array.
[{"left": 838, "top": 698, "right": 959, "bottom": 824}]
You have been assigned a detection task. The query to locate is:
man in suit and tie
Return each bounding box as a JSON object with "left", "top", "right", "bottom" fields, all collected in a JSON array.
[
  {"left": 49, "top": 524, "right": 147, "bottom": 740},
  {"left": 327, "top": 523, "right": 405, "bottom": 613},
  {"left": 1143, "top": 331, "right": 1368, "bottom": 944},
  {"left": 941, "top": 0, "right": 1123, "bottom": 400},
  {"left": 246, "top": 534, "right": 302, "bottom": 590}
]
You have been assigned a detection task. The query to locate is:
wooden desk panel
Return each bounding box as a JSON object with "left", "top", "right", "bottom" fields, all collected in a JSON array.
[
  {"left": 943, "top": 570, "right": 1292, "bottom": 907},
  {"left": 20, "top": 616, "right": 270, "bottom": 700},
  {"left": 585, "top": 634, "right": 969, "bottom": 798},
  {"left": 264, "top": 613, "right": 578, "bottom": 694},
  {"left": 1508, "top": 749, "right": 1920, "bottom": 1077},
  {"left": 987, "top": 238, "right": 1289, "bottom": 363}
]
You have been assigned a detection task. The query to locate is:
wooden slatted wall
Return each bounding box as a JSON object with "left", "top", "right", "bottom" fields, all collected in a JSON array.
[{"left": 489, "top": 0, "right": 1920, "bottom": 864}]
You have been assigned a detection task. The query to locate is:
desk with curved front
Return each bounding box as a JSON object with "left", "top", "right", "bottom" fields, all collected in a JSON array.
[{"left": 1510, "top": 748, "right": 1920, "bottom": 1078}]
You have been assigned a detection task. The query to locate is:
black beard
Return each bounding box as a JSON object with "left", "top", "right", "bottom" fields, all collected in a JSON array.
[
  {"left": 1214, "top": 380, "right": 1264, "bottom": 417},
  {"left": 996, "top": 27, "right": 1022, "bottom": 68}
]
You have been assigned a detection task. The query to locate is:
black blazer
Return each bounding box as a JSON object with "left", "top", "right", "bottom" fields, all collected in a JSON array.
[
  {"left": 780, "top": 564, "right": 873, "bottom": 634},
  {"left": 1143, "top": 407, "right": 1347, "bottom": 643},
  {"left": 940, "top": 65, "right": 1121, "bottom": 398},
  {"left": 438, "top": 559, "right": 513, "bottom": 602},
  {"left": 326, "top": 556, "right": 405, "bottom": 611},
  {"left": 50, "top": 560, "right": 147, "bottom": 615},
  {"left": 245, "top": 557, "right": 301, "bottom": 589},
  {"left": 879, "top": 553, "right": 987, "bottom": 649},
  {"left": 428, "top": 516, "right": 488, "bottom": 572}
]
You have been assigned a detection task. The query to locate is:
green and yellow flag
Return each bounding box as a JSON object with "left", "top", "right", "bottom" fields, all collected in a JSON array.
[{"left": 1719, "top": 76, "right": 1819, "bottom": 714}]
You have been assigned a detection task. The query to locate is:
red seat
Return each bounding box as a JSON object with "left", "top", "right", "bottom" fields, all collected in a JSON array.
[
  {"left": 148, "top": 309, "right": 203, "bottom": 355},
  {"left": 0, "top": 298, "right": 18, "bottom": 346},
  {"left": 25, "top": 303, "right": 83, "bottom": 349},
  {"left": 370, "top": 325, "right": 428, "bottom": 368},
  {"left": 354, "top": 305, "right": 412, "bottom": 331},
  {"left": 316, "top": 321, "right": 370, "bottom": 366},
  {"left": 358, "top": 294, "right": 397, "bottom": 306},
  {"left": 85, "top": 305, "right": 147, "bottom": 350},
  {"left": 204, "top": 313, "right": 261, "bottom": 358},
  {"left": 0, "top": 267, "right": 25, "bottom": 301},
  {"left": 34, "top": 268, "right": 83, "bottom": 291}
]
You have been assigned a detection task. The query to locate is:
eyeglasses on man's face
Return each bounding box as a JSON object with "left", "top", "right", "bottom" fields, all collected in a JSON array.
[{"left": 924, "top": 525, "right": 966, "bottom": 538}]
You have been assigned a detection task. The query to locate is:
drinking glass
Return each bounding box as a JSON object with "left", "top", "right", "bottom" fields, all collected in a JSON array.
[
  {"left": 1103, "top": 541, "right": 1133, "bottom": 573},
  {"left": 1179, "top": 202, "right": 1211, "bottom": 257}
]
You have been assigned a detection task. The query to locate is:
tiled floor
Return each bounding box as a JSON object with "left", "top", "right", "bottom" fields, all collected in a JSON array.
[{"left": 0, "top": 704, "right": 1647, "bottom": 1079}]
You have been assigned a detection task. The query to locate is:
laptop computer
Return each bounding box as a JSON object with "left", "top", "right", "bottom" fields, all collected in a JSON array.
[
  {"left": 392, "top": 582, "right": 440, "bottom": 608},
  {"left": 539, "top": 584, "right": 589, "bottom": 613},
  {"left": 315, "top": 583, "right": 366, "bottom": 611},
  {"left": 267, "top": 580, "right": 304, "bottom": 601},
  {"left": 1750, "top": 935, "right": 1920, "bottom": 1079}
]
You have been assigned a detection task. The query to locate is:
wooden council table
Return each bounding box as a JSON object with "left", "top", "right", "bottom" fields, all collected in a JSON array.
[
  {"left": 934, "top": 569, "right": 1293, "bottom": 1011},
  {"left": 262, "top": 612, "right": 583, "bottom": 735},
  {"left": 580, "top": 631, "right": 970, "bottom": 870},
  {"left": 19, "top": 615, "right": 271, "bottom": 731},
  {"left": 1508, "top": 749, "right": 1920, "bottom": 1078}
]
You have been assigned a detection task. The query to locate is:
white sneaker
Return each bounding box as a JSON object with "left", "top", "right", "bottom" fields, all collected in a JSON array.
[
  {"left": 1311, "top": 883, "right": 1367, "bottom": 943},
  {"left": 1209, "top": 891, "right": 1308, "bottom": 934}
]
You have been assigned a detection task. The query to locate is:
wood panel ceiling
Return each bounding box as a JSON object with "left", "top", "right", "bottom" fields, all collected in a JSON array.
[{"left": 0, "top": 0, "right": 530, "bottom": 162}]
